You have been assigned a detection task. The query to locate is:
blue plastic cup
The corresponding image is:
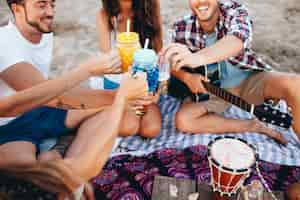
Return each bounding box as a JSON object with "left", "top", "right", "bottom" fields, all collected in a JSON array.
[{"left": 132, "top": 49, "right": 159, "bottom": 93}]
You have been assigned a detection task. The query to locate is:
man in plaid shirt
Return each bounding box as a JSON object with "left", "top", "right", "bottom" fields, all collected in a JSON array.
[{"left": 160, "top": 0, "right": 300, "bottom": 142}]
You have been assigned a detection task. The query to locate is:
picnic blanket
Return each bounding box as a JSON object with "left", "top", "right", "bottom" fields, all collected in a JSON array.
[
  {"left": 93, "top": 145, "right": 300, "bottom": 200},
  {"left": 1, "top": 144, "right": 299, "bottom": 199},
  {"left": 113, "top": 95, "right": 300, "bottom": 166},
  {"left": 1, "top": 95, "right": 300, "bottom": 199}
]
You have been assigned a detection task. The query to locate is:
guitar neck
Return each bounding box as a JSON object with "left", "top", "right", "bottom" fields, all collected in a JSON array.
[{"left": 202, "top": 81, "right": 252, "bottom": 112}]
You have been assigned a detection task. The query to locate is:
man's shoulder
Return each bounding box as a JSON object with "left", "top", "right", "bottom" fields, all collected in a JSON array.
[
  {"left": 0, "top": 23, "right": 28, "bottom": 72},
  {"left": 173, "top": 13, "right": 194, "bottom": 28},
  {"left": 0, "top": 22, "right": 20, "bottom": 48},
  {"left": 219, "top": 0, "right": 244, "bottom": 8},
  {"left": 219, "top": 0, "right": 249, "bottom": 14}
]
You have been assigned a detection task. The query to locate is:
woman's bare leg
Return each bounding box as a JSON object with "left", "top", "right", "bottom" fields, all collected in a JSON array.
[{"left": 139, "top": 103, "right": 162, "bottom": 138}]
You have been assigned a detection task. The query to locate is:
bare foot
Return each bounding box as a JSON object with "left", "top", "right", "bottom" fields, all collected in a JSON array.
[{"left": 249, "top": 120, "right": 288, "bottom": 145}]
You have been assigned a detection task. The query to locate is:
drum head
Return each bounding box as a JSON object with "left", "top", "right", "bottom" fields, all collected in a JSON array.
[{"left": 210, "top": 138, "right": 255, "bottom": 171}]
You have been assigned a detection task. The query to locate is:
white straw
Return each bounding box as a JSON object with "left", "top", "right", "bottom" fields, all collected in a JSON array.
[
  {"left": 144, "top": 38, "right": 149, "bottom": 49},
  {"left": 126, "top": 19, "right": 130, "bottom": 33}
]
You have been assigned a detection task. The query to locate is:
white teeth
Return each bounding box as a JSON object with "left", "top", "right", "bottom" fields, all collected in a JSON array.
[{"left": 198, "top": 6, "right": 208, "bottom": 11}]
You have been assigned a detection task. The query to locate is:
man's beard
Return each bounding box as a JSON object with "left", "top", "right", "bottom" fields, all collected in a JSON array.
[{"left": 23, "top": 7, "right": 53, "bottom": 33}]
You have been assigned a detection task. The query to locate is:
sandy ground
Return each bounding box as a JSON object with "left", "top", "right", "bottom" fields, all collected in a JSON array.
[
  {"left": 1, "top": 0, "right": 300, "bottom": 78},
  {"left": 0, "top": 1, "right": 299, "bottom": 198}
]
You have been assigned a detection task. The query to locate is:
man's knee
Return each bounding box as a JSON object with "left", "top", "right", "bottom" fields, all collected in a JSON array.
[
  {"left": 175, "top": 104, "right": 207, "bottom": 132},
  {"left": 287, "top": 77, "right": 300, "bottom": 100},
  {"left": 175, "top": 109, "right": 191, "bottom": 132},
  {"left": 275, "top": 75, "right": 300, "bottom": 99}
]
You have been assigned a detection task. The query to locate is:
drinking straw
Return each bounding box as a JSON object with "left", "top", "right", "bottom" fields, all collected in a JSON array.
[
  {"left": 126, "top": 19, "right": 130, "bottom": 34},
  {"left": 144, "top": 38, "right": 149, "bottom": 49}
]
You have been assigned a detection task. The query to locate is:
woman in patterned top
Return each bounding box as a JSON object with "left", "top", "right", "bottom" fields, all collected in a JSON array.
[{"left": 95, "top": 0, "right": 163, "bottom": 138}]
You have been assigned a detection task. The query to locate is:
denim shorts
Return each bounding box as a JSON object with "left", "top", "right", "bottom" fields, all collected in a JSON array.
[{"left": 0, "top": 106, "right": 74, "bottom": 152}]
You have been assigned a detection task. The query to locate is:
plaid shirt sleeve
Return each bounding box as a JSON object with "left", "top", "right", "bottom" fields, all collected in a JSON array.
[
  {"left": 172, "top": 20, "right": 185, "bottom": 44},
  {"left": 226, "top": 3, "right": 253, "bottom": 49}
]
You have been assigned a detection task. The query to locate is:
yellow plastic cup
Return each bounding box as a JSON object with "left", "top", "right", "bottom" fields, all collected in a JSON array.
[{"left": 116, "top": 32, "right": 141, "bottom": 72}]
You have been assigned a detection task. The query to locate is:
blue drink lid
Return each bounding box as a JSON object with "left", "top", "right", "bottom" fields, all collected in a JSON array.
[{"left": 133, "top": 49, "right": 157, "bottom": 65}]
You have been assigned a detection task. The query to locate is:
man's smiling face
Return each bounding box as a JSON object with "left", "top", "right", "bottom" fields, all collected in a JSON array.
[
  {"left": 18, "top": 0, "right": 56, "bottom": 33},
  {"left": 189, "top": 0, "right": 219, "bottom": 23}
]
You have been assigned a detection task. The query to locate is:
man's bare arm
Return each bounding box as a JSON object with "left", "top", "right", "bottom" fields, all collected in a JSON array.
[
  {"left": 193, "top": 35, "right": 244, "bottom": 67},
  {"left": 56, "top": 86, "right": 116, "bottom": 109},
  {"left": 164, "top": 35, "right": 244, "bottom": 71},
  {"left": 0, "top": 65, "right": 91, "bottom": 116},
  {"left": 0, "top": 57, "right": 119, "bottom": 110},
  {"left": 0, "top": 62, "right": 46, "bottom": 91},
  {"left": 0, "top": 52, "right": 122, "bottom": 116}
]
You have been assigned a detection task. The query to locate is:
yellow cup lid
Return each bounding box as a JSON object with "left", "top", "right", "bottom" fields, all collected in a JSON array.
[{"left": 117, "top": 32, "right": 139, "bottom": 43}]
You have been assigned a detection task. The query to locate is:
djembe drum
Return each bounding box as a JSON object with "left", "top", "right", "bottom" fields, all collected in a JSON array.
[{"left": 208, "top": 136, "right": 258, "bottom": 197}]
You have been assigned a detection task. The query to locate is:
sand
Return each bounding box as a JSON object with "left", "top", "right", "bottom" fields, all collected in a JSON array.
[
  {"left": 0, "top": 0, "right": 300, "bottom": 77},
  {"left": 0, "top": 1, "right": 300, "bottom": 198}
]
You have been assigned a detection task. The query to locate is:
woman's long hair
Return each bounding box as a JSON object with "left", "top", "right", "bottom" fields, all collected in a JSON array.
[{"left": 101, "top": 0, "right": 162, "bottom": 51}]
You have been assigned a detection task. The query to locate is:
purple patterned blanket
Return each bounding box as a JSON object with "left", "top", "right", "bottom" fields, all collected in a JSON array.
[
  {"left": 0, "top": 144, "right": 299, "bottom": 199},
  {"left": 93, "top": 145, "right": 300, "bottom": 200}
]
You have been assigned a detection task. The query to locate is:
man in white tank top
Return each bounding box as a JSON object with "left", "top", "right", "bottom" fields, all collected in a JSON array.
[{"left": 0, "top": 0, "right": 151, "bottom": 198}]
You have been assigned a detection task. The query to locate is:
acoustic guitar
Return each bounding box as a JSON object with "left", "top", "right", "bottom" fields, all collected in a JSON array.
[{"left": 168, "top": 66, "right": 293, "bottom": 129}]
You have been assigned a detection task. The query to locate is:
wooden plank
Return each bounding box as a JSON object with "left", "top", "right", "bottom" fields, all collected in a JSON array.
[
  {"left": 152, "top": 176, "right": 285, "bottom": 200},
  {"left": 196, "top": 183, "right": 238, "bottom": 200},
  {"left": 152, "top": 176, "right": 196, "bottom": 200},
  {"left": 196, "top": 184, "right": 214, "bottom": 200},
  {"left": 152, "top": 176, "right": 172, "bottom": 200},
  {"left": 263, "top": 191, "right": 285, "bottom": 200},
  {"left": 176, "top": 178, "right": 196, "bottom": 199},
  {"left": 235, "top": 189, "right": 285, "bottom": 200}
]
